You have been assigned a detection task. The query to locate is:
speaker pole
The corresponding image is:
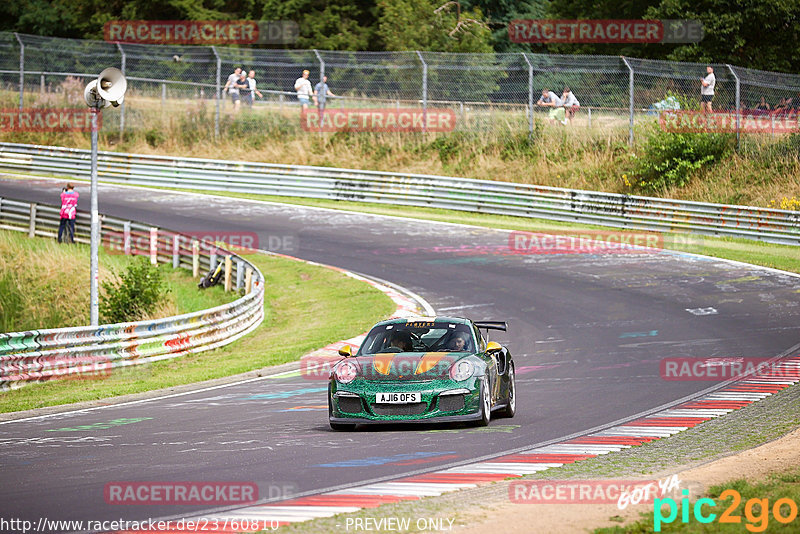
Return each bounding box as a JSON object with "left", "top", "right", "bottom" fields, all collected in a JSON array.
[{"left": 90, "top": 103, "right": 100, "bottom": 326}]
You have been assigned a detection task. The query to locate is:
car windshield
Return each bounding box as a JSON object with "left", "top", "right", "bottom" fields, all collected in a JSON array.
[{"left": 359, "top": 320, "right": 475, "bottom": 354}]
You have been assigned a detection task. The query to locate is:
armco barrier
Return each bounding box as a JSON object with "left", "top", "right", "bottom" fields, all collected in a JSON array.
[
  {"left": 0, "top": 142, "right": 798, "bottom": 245},
  {"left": 0, "top": 196, "right": 264, "bottom": 391}
]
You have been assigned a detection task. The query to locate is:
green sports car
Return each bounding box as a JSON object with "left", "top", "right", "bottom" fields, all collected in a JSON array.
[{"left": 328, "top": 316, "right": 516, "bottom": 430}]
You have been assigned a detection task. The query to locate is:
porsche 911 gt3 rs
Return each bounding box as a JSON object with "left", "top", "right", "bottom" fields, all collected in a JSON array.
[{"left": 328, "top": 317, "right": 515, "bottom": 430}]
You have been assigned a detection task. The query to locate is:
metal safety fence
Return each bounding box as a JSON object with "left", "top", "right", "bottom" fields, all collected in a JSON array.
[
  {"left": 0, "top": 194, "right": 265, "bottom": 391},
  {"left": 1, "top": 142, "right": 798, "bottom": 246},
  {"left": 1, "top": 32, "right": 800, "bottom": 142}
]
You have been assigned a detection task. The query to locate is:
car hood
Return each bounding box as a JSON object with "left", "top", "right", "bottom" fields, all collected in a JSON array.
[{"left": 348, "top": 352, "right": 471, "bottom": 381}]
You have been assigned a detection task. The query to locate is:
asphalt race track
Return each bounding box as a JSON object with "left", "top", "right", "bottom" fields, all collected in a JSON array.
[{"left": 2, "top": 177, "right": 800, "bottom": 527}]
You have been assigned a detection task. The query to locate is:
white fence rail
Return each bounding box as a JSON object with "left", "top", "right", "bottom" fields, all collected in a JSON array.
[
  {"left": 1, "top": 142, "right": 798, "bottom": 245},
  {"left": 0, "top": 195, "right": 265, "bottom": 391}
]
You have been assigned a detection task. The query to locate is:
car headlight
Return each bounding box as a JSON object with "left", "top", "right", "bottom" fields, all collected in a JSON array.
[
  {"left": 334, "top": 361, "right": 358, "bottom": 384},
  {"left": 449, "top": 360, "right": 475, "bottom": 381}
]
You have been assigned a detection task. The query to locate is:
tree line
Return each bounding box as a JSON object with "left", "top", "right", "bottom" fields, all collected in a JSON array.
[{"left": 1, "top": 0, "right": 798, "bottom": 73}]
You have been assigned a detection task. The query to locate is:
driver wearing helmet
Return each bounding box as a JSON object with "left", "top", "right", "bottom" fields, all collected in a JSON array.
[
  {"left": 447, "top": 331, "right": 470, "bottom": 351},
  {"left": 388, "top": 330, "right": 413, "bottom": 352}
]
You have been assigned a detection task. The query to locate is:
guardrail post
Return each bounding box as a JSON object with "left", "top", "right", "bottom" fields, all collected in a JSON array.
[
  {"left": 416, "top": 51, "right": 427, "bottom": 133},
  {"left": 245, "top": 267, "right": 253, "bottom": 294},
  {"left": 588, "top": 107, "right": 592, "bottom": 128},
  {"left": 149, "top": 227, "right": 158, "bottom": 265},
  {"left": 621, "top": 56, "right": 635, "bottom": 146},
  {"left": 172, "top": 234, "right": 180, "bottom": 268},
  {"left": 28, "top": 203, "right": 36, "bottom": 238},
  {"left": 123, "top": 221, "right": 131, "bottom": 255},
  {"left": 224, "top": 255, "right": 232, "bottom": 291},
  {"left": 14, "top": 33, "right": 24, "bottom": 111},
  {"left": 116, "top": 43, "right": 126, "bottom": 138},
  {"left": 211, "top": 46, "right": 221, "bottom": 139},
  {"left": 236, "top": 259, "right": 244, "bottom": 289},
  {"left": 192, "top": 239, "right": 199, "bottom": 277},
  {"left": 522, "top": 53, "right": 534, "bottom": 136}
]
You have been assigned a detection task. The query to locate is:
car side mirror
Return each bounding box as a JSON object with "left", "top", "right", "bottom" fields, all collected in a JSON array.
[
  {"left": 486, "top": 341, "right": 502, "bottom": 354},
  {"left": 338, "top": 345, "right": 353, "bottom": 358}
]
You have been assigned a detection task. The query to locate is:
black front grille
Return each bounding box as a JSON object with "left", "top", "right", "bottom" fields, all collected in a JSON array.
[
  {"left": 438, "top": 394, "right": 465, "bottom": 412},
  {"left": 371, "top": 403, "right": 428, "bottom": 416},
  {"left": 338, "top": 397, "right": 363, "bottom": 413}
]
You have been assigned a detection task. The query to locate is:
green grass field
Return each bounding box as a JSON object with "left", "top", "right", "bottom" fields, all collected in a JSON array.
[{"left": 0, "top": 250, "right": 395, "bottom": 413}]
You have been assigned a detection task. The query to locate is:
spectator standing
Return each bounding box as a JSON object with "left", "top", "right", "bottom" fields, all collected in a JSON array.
[
  {"left": 313, "top": 75, "right": 336, "bottom": 126},
  {"left": 247, "top": 70, "right": 263, "bottom": 107},
  {"left": 58, "top": 183, "right": 78, "bottom": 244},
  {"left": 537, "top": 88, "right": 565, "bottom": 124},
  {"left": 225, "top": 67, "right": 243, "bottom": 112},
  {"left": 755, "top": 97, "right": 771, "bottom": 114},
  {"left": 237, "top": 71, "right": 252, "bottom": 108},
  {"left": 294, "top": 69, "right": 313, "bottom": 111},
  {"left": 701, "top": 66, "right": 715, "bottom": 113},
  {"left": 561, "top": 86, "right": 580, "bottom": 123}
]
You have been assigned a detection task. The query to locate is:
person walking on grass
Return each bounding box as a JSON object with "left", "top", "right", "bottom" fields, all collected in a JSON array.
[{"left": 58, "top": 183, "right": 78, "bottom": 244}]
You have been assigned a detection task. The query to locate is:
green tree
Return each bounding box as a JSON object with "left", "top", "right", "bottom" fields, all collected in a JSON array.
[
  {"left": 256, "top": 0, "right": 379, "bottom": 50},
  {"left": 377, "top": 0, "right": 493, "bottom": 53},
  {"left": 645, "top": 0, "right": 800, "bottom": 72}
]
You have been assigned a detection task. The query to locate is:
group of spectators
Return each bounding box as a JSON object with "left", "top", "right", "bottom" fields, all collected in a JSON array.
[
  {"left": 751, "top": 95, "right": 800, "bottom": 116},
  {"left": 536, "top": 87, "right": 580, "bottom": 125},
  {"left": 223, "top": 67, "right": 264, "bottom": 112}
]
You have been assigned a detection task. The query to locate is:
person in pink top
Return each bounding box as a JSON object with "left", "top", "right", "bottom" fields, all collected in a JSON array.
[{"left": 58, "top": 183, "right": 79, "bottom": 243}]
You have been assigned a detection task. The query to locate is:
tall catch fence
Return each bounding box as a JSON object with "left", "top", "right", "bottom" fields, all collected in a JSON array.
[{"left": 1, "top": 32, "right": 800, "bottom": 142}]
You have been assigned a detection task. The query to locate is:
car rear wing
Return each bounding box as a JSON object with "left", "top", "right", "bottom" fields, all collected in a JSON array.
[{"left": 474, "top": 321, "right": 507, "bottom": 332}]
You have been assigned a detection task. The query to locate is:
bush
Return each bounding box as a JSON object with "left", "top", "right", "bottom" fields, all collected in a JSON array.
[
  {"left": 100, "top": 258, "right": 170, "bottom": 324},
  {"left": 629, "top": 129, "right": 733, "bottom": 193}
]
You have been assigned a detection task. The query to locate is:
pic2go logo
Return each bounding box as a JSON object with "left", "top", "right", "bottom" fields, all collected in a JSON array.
[{"left": 654, "top": 489, "right": 799, "bottom": 532}]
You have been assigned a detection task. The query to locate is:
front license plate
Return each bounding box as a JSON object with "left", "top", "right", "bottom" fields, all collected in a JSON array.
[{"left": 376, "top": 392, "right": 421, "bottom": 404}]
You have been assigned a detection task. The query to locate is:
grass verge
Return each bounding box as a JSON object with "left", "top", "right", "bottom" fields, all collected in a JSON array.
[
  {"left": 0, "top": 229, "right": 234, "bottom": 331},
  {"left": 0, "top": 251, "right": 395, "bottom": 413}
]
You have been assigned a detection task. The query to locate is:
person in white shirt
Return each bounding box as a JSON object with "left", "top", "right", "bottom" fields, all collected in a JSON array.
[
  {"left": 701, "top": 66, "right": 715, "bottom": 113},
  {"left": 537, "top": 88, "right": 565, "bottom": 124},
  {"left": 224, "top": 67, "right": 243, "bottom": 111},
  {"left": 561, "top": 87, "right": 580, "bottom": 123},
  {"left": 247, "top": 70, "right": 263, "bottom": 107},
  {"left": 294, "top": 69, "right": 313, "bottom": 110}
]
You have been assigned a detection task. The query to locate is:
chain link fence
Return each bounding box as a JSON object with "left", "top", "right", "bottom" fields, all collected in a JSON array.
[{"left": 1, "top": 31, "right": 800, "bottom": 143}]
